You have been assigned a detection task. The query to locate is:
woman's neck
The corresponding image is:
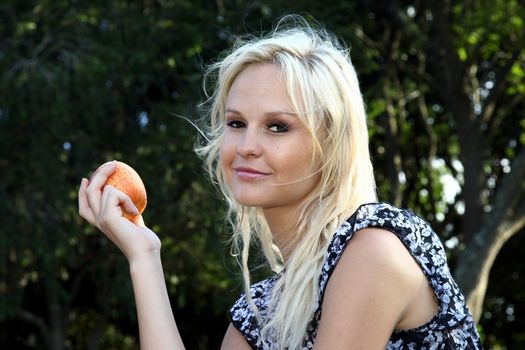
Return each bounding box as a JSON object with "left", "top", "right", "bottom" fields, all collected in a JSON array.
[{"left": 263, "top": 205, "right": 303, "bottom": 262}]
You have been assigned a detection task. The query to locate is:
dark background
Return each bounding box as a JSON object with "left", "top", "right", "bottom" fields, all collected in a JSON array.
[{"left": 1, "top": 0, "right": 524, "bottom": 349}]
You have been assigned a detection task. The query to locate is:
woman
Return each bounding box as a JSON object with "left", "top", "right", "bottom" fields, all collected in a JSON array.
[{"left": 78, "top": 17, "right": 482, "bottom": 349}]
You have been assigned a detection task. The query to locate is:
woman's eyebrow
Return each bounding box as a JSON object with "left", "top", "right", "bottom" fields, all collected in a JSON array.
[
  {"left": 224, "top": 108, "right": 241, "bottom": 115},
  {"left": 265, "top": 110, "right": 298, "bottom": 118},
  {"left": 224, "top": 108, "right": 298, "bottom": 119}
]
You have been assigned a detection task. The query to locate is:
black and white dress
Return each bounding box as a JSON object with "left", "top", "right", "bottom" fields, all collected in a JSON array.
[{"left": 229, "top": 202, "right": 482, "bottom": 349}]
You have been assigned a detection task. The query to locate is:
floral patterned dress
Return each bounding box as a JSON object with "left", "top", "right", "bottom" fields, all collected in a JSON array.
[{"left": 229, "top": 202, "right": 482, "bottom": 349}]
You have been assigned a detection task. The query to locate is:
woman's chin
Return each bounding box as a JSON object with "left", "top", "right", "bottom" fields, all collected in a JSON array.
[{"left": 234, "top": 198, "right": 263, "bottom": 208}]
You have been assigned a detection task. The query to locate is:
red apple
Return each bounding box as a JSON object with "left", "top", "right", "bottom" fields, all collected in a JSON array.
[{"left": 105, "top": 161, "right": 147, "bottom": 220}]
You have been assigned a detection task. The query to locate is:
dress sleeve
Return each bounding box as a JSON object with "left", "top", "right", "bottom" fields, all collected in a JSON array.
[
  {"left": 228, "top": 275, "right": 280, "bottom": 349},
  {"left": 229, "top": 292, "right": 259, "bottom": 349}
]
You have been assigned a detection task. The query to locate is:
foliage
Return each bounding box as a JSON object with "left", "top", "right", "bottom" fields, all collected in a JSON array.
[{"left": 1, "top": 0, "right": 523, "bottom": 349}]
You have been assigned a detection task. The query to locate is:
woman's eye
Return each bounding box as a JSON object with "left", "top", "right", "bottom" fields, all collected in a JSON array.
[
  {"left": 227, "top": 120, "right": 245, "bottom": 128},
  {"left": 268, "top": 123, "right": 289, "bottom": 133}
]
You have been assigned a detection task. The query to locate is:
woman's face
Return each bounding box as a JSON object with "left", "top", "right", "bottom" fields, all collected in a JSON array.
[{"left": 220, "top": 63, "right": 321, "bottom": 212}]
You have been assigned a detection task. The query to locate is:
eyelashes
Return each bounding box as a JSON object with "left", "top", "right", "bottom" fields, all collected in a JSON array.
[
  {"left": 226, "top": 120, "right": 245, "bottom": 129},
  {"left": 226, "top": 120, "right": 290, "bottom": 133},
  {"left": 268, "top": 123, "right": 289, "bottom": 133}
]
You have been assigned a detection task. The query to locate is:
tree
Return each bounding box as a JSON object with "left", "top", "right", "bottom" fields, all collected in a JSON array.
[
  {"left": 259, "top": 0, "right": 525, "bottom": 346},
  {"left": 349, "top": 0, "right": 525, "bottom": 323},
  {"left": 428, "top": 0, "right": 525, "bottom": 323},
  {"left": 0, "top": 1, "right": 238, "bottom": 349}
]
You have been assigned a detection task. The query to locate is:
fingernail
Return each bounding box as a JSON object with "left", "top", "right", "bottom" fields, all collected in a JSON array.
[{"left": 133, "top": 206, "right": 140, "bottom": 215}]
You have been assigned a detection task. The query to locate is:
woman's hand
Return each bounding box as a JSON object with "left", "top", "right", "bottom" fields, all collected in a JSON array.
[{"left": 78, "top": 161, "right": 161, "bottom": 263}]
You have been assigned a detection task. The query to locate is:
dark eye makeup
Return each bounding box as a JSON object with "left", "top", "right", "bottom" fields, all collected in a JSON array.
[
  {"left": 226, "top": 120, "right": 290, "bottom": 133},
  {"left": 268, "top": 122, "right": 289, "bottom": 133},
  {"left": 226, "top": 120, "right": 245, "bottom": 128},
  {"left": 225, "top": 112, "right": 294, "bottom": 134}
]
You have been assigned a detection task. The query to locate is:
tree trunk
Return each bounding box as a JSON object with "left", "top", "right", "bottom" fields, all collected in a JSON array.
[
  {"left": 454, "top": 149, "right": 525, "bottom": 321},
  {"left": 455, "top": 214, "right": 524, "bottom": 321},
  {"left": 48, "top": 300, "right": 65, "bottom": 350}
]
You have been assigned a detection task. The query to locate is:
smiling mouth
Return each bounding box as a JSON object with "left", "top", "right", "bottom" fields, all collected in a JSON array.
[{"left": 233, "top": 168, "right": 270, "bottom": 180}]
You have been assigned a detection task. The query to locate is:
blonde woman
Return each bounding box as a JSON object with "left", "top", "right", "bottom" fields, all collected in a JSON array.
[{"left": 78, "top": 16, "right": 481, "bottom": 349}]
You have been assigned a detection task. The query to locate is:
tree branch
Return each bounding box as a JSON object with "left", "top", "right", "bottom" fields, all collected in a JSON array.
[
  {"left": 481, "top": 49, "right": 522, "bottom": 125},
  {"left": 491, "top": 148, "right": 525, "bottom": 230},
  {"left": 502, "top": 197, "right": 525, "bottom": 240},
  {"left": 417, "top": 89, "right": 439, "bottom": 217},
  {"left": 430, "top": 0, "right": 468, "bottom": 104},
  {"left": 487, "top": 89, "right": 525, "bottom": 142},
  {"left": 464, "top": 29, "right": 488, "bottom": 70},
  {"left": 18, "top": 310, "right": 51, "bottom": 348},
  {"left": 380, "top": 23, "right": 407, "bottom": 207}
]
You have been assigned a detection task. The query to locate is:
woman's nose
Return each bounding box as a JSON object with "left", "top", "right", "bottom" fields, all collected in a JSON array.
[{"left": 236, "top": 127, "right": 262, "bottom": 158}]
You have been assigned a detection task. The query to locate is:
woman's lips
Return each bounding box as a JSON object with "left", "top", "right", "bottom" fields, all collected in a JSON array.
[{"left": 233, "top": 167, "right": 270, "bottom": 180}]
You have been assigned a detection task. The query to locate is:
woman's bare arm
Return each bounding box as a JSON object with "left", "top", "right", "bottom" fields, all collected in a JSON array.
[
  {"left": 130, "top": 253, "right": 185, "bottom": 349},
  {"left": 78, "top": 161, "right": 185, "bottom": 349},
  {"left": 221, "top": 324, "right": 252, "bottom": 350}
]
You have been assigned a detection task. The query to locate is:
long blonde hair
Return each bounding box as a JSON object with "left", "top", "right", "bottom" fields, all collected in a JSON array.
[{"left": 196, "top": 16, "right": 377, "bottom": 349}]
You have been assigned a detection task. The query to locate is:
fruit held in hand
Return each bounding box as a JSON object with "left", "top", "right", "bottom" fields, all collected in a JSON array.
[{"left": 105, "top": 161, "right": 147, "bottom": 220}]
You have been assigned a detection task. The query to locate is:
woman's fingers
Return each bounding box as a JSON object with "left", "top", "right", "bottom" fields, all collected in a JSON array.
[
  {"left": 131, "top": 213, "right": 145, "bottom": 227},
  {"left": 78, "top": 174, "right": 161, "bottom": 262},
  {"left": 78, "top": 178, "right": 96, "bottom": 225},
  {"left": 79, "top": 162, "right": 139, "bottom": 231},
  {"left": 79, "top": 164, "right": 160, "bottom": 261},
  {"left": 88, "top": 160, "right": 115, "bottom": 182},
  {"left": 121, "top": 193, "right": 140, "bottom": 217},
  {"left": 86, "top": 161, "right": 117, "bottom": 216},
  {"left": 98, "top": 185, "right": 139, "bottom": 229},
  {"left": 96, "top": 186, "right": 160, "bottom": 257}
]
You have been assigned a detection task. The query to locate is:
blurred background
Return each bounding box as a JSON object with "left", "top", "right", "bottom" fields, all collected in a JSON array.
[{"left": 1, "top": 0, "right": 524, "bottom": 349}]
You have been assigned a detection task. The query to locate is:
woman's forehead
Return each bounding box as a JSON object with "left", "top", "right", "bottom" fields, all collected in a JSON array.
[{"left": 225, "top": 64, "right": 294, "bottom": 110}]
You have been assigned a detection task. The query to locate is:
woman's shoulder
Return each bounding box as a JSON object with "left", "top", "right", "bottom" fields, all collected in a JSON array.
[
  {"left": 329, "top": 225, "right": 422, "bottom": 299},
  {"left": 318, "top": 202, "right": 480, "bottom": 344},
  {"left": 343, "top": 202, "right": 446, "bottom": 264},
  {"left": 322, "top": 203, "right": 436, "bottom": 282},
  {"left": 318, "top": 203, "right": 427, "bottom": 301}
]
